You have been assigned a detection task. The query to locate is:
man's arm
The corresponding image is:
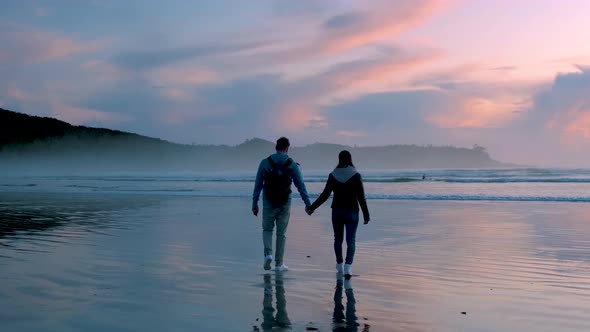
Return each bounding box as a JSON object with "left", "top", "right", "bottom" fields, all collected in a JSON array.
[
  {"left": 252, "top": 160, "right": 265, "bottom": 215},
  {"left": 309, "top": 174, "right": 333, "bottom": 212},
  {"left": 291, "top": 162, "right": 311, "bottom": 208}
]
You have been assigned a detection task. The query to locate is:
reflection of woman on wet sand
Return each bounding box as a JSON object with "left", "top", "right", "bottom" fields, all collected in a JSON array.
[
  {"left": 333, "top": 277, "right": 370, "bottom": 332},
  {"left": 260, "top": 273, "right": 290, "bottom": 331}
]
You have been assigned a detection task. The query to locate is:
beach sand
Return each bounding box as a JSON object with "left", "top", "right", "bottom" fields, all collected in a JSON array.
[{"left": 1, "top": 193, "right": 590, "bottom": 331}]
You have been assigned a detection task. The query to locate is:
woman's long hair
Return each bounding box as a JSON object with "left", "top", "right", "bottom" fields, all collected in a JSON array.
[{"left": 336, "top": 150, "right": 355, "bottom": 168}]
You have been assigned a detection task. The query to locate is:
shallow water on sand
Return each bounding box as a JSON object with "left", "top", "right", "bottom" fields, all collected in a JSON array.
[{"left": 1, "top": 193, "right": 590, "bottom": 331}]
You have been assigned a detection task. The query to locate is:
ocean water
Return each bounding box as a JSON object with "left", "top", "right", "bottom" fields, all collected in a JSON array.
[{"left": 2, "top": 168, "right": 590, "bottom": 202}]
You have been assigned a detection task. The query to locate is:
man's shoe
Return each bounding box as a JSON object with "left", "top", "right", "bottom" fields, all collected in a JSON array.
[
  {"left": 336, "top": 263, "right": 343, "bottom": 273},
  {"left": 264, "top": 255, "right": 273, "bottom": 270},
  {"left": 275, "top": 264, "right": 289, "bottom": 272},
  {"left": 344, "top": 263, "right": 352, "bottom": 276}
]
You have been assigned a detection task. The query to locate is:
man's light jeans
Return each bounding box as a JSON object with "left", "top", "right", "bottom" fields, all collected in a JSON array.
[{"left": 262, "top": 204, "right": 291, "bottom": 266}]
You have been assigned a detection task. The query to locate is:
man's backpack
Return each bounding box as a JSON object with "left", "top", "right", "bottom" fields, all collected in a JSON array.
[{"left": 264, "top": 157, "right": 294, "bottom": 204}]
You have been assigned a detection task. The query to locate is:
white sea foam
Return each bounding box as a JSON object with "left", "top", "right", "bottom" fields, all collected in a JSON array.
[{"left": 2, "top": 168, "right": 590, "bottom": 202}]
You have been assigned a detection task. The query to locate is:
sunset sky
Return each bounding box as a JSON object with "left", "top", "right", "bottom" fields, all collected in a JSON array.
[{"left": 2, "top": 0, "right": 590, "bottom": 166}]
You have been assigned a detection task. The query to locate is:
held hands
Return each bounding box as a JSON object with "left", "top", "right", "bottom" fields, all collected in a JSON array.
[{"left": 305, "top": 206, "right": 367, "bottom": 223}]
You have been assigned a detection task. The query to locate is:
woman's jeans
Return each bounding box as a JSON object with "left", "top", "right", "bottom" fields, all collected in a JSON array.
[{"left": 332, "top": 208, "right": 360, "bottom": 265}]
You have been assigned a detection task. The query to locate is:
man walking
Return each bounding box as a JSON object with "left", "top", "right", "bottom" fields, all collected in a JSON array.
[{"left": 252, "top": 137, "right": 311, "bottom": 271}]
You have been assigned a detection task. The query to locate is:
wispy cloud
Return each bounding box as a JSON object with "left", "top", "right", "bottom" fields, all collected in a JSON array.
[
  {"left": 81, "top": 60, "right": 130, "bottom": 83},
  {"left": 1, "top": 85, "right": 128, "bottom": 126},
  {"left": 313, "top": 48, "right": 442, "bottom": 101},
  {"left": 427, "top": 95, "right": 530, "bottom": 128},
  {"left": 112, "top": 40, "right": 269, "bottom": 71},
  {"left": 0, "top": 23, "right": 105, "bottom": 66},
  {"left": 269, "top": 0, "right": 450, "bottom": 64},
  {"left": 51, "top": 103, "right": 129, "bottom": 125},
  {"left": 489, "top": 66, "right": 517, "bottom": 72},
  {"left": 147, "top": 65, "right": 218, "bottom": 87},
  {"left": 307, "top": 0, "right": 449, "bottom": 56}
]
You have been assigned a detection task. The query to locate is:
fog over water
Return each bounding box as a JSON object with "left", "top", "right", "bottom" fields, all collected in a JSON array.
[
  {"left": 0, "top": 134, "right": 505, "bottom": 174},
  {"left": 2, "top": 168, "right": 590, "bottom": 203}
]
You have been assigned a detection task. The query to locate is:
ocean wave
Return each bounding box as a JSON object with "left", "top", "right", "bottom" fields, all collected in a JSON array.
[
  {"left": 18, "top": 169, "right": 590, "bottom": 184},
  {"left": 1, "top": 184, "right": 37, "bottom": 187},
  {"left": 70, "top": 190, "right": 590, "bottom": 203},
  {"left": 366, "top": 177, "right": 423, "bottom": 183},
  {"left": 437, "top": 178, "right": 590, "bottom": 183},
  {"left": 128, "top": 177, "right": 590, "bottom": 183},
  {"left": 364, "top": 194, "right": 590, "bottom": 202},
  {"left": 152, "top": 176, "right": 590, "bottom": 184},
  {"left": 3, "top": 184, "right": 590, "bottom": 202},
  {"left": 65, "top": 185, "right": 120, "bottom": 189}
]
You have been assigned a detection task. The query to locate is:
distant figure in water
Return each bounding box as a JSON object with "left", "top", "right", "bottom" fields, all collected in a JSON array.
[
  {"left": 422, "top": 174, "right": 426, "bottom": 180},
  {"left": 307, "top": 150, "right": 370, "bottom": 278},
  {"left": 252, "top": 137, "right": 312, "bottom": 272}
]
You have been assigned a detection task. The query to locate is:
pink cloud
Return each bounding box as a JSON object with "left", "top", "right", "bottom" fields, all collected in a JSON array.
[
  {"left": 50, "top": 102, "right": 129, "bottom": 125},
  {"left": 265, "top": 50, "right": 440, "bottom": 133},
  {"left": 6, "top": 88, "right": 36, "bottom": 101},
  {"left": 1, "top": 85, "right": 128, "bottom": 126},
  {"left": 281, "top": 0, "right": 450, "bottom": 61},
  {"left": 81, "top": 60, "right": 130, "bottom": 82},
  {"left": 317, "top": 50, "right": 442, "bottom": 101},
  {"left": 274, "top": 101, "right": 325, "bottom": 133},
  {"left": 147, "top": 65, "right": 218, "bottom": 86},
  {"left": 336, "top": 130, "right": 366, "bottom": 138},
  {"left": 262, "top": 47, "right": 443, "bottom": 134},
  {"left": 548, "top": 102, "right": 590, "bottom": 145},
  {"left": 160, "top": 107, "right": 201, "bottom": 125},
  {"left": 529, "top": 66, "right": 590, "bottom": 146},
  {"left": 409, "top": 63, "right": 484, "bottom": 89},
  {"left": 0, "top": 24, "right": 105, "bottom": 66},
  {"left": 319, "top": 0, "right": 449, "bottom": 54},
  {"left": 130, "top": 65, "right": 222, "bottom": 102},
  {"left": 551, "top": 54, "right": 590, "bottom": 65},
  {"left": 564, "top": 112, "right": 590, "bottom": 142},
  {"left": 159, "top": 88, "right": 193, "bottom": 102},
  {"left": 427, "top": 96, "right": 529, "bottom": 128}
]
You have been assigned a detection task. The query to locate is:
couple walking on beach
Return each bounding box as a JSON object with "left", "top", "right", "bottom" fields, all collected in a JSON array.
[{"left": 252, "top": 137, "right": 370, "bottom": 277}]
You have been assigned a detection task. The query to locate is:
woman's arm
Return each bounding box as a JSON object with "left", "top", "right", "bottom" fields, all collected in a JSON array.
[{"left": 356, "top": 174, "right": 370, "bottom": 223}]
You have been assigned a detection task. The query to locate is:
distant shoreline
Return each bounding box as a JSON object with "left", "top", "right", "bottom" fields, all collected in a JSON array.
[{"left": 1, "top": 108, "right": 510, "bottom": 171}]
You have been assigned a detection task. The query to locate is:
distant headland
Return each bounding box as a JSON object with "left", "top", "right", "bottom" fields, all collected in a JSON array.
[{"left": 0, "top": 108, "right": 512, "bottom": 172}]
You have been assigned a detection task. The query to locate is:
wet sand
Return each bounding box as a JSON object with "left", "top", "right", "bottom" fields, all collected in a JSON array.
[{"left": 1, "top": 193, "right": 590, "bottom": 331}]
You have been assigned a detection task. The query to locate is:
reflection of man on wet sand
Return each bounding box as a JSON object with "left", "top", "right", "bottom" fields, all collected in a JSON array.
[
  {"left": 333, "top": 277, "right": 370, "bottom": 332},
  {"left": 260, "top": 273, "right": 291, "bottom": 331}
]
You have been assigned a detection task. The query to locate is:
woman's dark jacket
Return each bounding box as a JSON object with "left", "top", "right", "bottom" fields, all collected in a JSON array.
[{"left": 310, "top": 166, "right": 370, "bottom": 220}]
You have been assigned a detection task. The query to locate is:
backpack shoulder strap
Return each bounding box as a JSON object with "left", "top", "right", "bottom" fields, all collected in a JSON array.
[
  {"left": 267, "top": 156, "right": 277, "bottom": 168},
  {"left": 281, "top": 158, "right": 293, "bottom": 171}
]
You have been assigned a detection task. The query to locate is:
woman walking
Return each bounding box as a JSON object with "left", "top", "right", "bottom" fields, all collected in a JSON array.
[{"left": 306, "top": 150, "right": 370, "bottom": 277}]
